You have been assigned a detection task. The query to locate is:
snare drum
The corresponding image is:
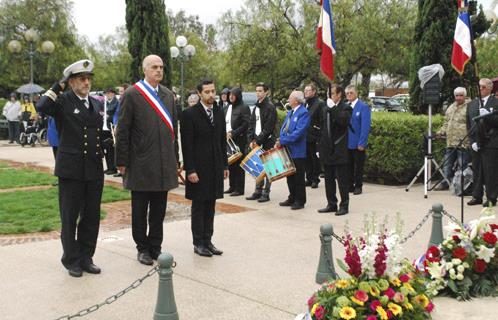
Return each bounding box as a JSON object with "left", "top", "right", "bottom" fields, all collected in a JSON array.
[
  {"left": 259, "top": 146, "right": 296, "bottom": 182},
  {"left": 227, "top": 137, "right": 243, "bottom": 165},
  {"left": 240, "top": 146, "right": 266, "bottom": 183}
]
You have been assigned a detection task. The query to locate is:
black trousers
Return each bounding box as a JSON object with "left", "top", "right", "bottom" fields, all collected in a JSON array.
[
  {"left": 101, "top": 130, "right": 116, "bottom": 171},
  {"left": 131, "top": 191, "right": 167, "bottom": 255},
  {"left": 58, "top": 177, "right": 104, "bottom": 269},
  {"left": 255, "top": 177, "right": 271, "bottom": 196},
  {"left": 7, "top": 121, "right": 20, "bottom": 143},
  {"left": 52, "top": 146, "right": 58, "bottom": 159},
  {"left": 324, "top": 164, "right": 350, "bottom": 209},
  {"left": 286, "top": 158, "right": 306, "bottom": 205},
  {"left": 470, "top": 149, "right": 484, "bottom": 200},
  {"left": 482, "top": 148, "right": 498, "bottom": 202},
  {"left": 191, "top": 199, "right": 216, "bottom": 246},
  {"left": 348, "top": 149, "right": 366, "bottom": 189},
  {"left": 228, "top": 157, "right": 245, "bottom": 193},
  {"left": 305, "top": 142, "right": 321, "bottom": 183}
]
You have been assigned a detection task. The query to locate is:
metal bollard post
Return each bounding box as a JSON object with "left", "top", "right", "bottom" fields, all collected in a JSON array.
[
  {"left": 315, "top": 224, "right": 337, "bottom": 284},
  {"left": 153, "top": 253, "right": 179, "bottom": 320},
  {"left": 428, "top": 203, "right": 444, "bottom": 248}
]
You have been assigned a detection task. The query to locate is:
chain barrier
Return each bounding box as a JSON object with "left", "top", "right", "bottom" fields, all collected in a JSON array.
[
  {"left": 400, "top": 209, "right": 433, "bottom": 244},
  {"left": 53, "top": 263, "right": 170, "bottom": 320},
  {"left": 441, "top": 209, "right": 463, "bottom": 226},
  {"left": 331, "top": 231, "right": 345, "bottom": 245}
]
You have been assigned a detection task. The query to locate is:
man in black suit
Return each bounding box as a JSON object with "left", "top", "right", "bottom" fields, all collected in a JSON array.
[
  {"left": 36, "top": 60, "right": 104, "bottom": 277},
  {"left": 181, "top": 79, "right": 229, "bottom": 257},
  {"left": 246, "top": 82, "right": 277, "bottom": 202},
  {"left": 102, "top": 87, "right": 119, "bottom": 175},
  {"left": 223, "top": 87, "right": 250, "bottom": 196},
  {"left": 467, "top": 78, "right": 498, "bottom": 206},
  {"left": 317, "top": 85, "right": 353, "bottom": 216},
  {"left": 304, "top": 84, "right": 325, "bottom": 188}
]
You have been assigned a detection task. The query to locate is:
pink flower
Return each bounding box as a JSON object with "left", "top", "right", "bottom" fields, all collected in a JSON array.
[
  {"left": 399, "top": 274, "right": 410, "bottom": 283},
  {"left": 370, "top": 300, "right": 382, "bottom": 312},
  {"left": 355, "top": 290, "right": 369, "bottom": 302},
  {"left": 315, "top": 305, "right": 326, "bottom": 320},
  {"left": 393, "top": 292, "right": 405, "bottom": 303},
  {"left": 366, "top": 316, "right": 377, "bottom": 320},
  {"left": 383, "top": 287, "right": 396, "bottom": 300},
  {"left": 386, "top": 310, "right": 393, "bottom": 319},
  {"left": 307, "top": 295, "right": 315, "bottom": 309},
  {"left": 374, "top": 241, "right": 388, "bottom": 277},
  {"left": 344, "top": 235, "right": 363, "bottom": 277},
  {"left": 426, "top": 301, "right": 435, "bottom": 313}
]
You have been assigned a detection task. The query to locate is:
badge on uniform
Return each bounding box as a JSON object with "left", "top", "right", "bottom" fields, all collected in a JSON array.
[
  {"left": 293, "top": 117, "right": 298, "bottom": 122},
  {"left": 73, "top": 108, "right": 80, "bottom": 114},
  {"left": 356, "top": 111, "right": 360, "bottom": 116}
]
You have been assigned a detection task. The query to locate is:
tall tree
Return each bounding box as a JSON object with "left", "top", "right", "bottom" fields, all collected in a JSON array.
[{"left": 125, "top": 0, "right": 172, "bottom": 86}]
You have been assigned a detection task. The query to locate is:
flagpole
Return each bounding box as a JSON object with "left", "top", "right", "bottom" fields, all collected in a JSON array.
[{"left": 468, "top": 0, "right": 483, "bottom": 107}]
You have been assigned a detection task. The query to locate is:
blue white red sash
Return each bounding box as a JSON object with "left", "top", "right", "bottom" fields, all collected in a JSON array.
[{"left": 133, "top": 80, "right": 175, "bottom": 140}]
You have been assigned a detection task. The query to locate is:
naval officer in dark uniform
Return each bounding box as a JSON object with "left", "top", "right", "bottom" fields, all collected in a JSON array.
[{"left": 37, "top": 60, "right": 104, "bottom": 277}]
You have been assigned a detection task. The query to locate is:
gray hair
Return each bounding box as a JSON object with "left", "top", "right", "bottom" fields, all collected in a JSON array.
[
  {"left": 453, "top": 87, "right": 467, "bottom": 96},
  {"left": 479, "top": 78, "right": 493, "bottom": 90},
  {"left": 292, "top": 90, "right": 305, "bottom": 104},
  {"left": 345, "top": 85, "right": 357, "bottom": 94},
  {"left": 187, "top": 94, "right": 199, "bottom": 105}
]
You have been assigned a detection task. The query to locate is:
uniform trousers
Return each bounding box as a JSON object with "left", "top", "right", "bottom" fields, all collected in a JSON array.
[
  {"left": 228, "top": 157, "right": 245, "bottom": 193},
  {"left": 131, "top": 191, "right": 167, "bottom": 255},
  {"left": 191, "top": 199, "right": 216, "bottom": 246},
  {"left": 305, "top": 142, "right": 321, "bottom": 183},
  {"left": 482, "top": 148, "right": 498, "bottom": 202},
  {"left": 58, "top": 177, "right": 104, "bottom": 269},
  {"left": 286, "top": 158, "right": 306, "bottom": 205},
  {"left": 348, "top": 149, "right": 366, "bottom": 189},
  {"left": 470, "top": 149, "right": 484, "bottom": 200},
  {"left": 324, "top": 164, "right": 350, "bottom": 209}
]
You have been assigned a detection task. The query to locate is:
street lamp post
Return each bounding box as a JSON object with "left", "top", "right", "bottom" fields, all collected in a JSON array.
[{"left": 170, "top": 36, "right": 196, "bottom": 109}]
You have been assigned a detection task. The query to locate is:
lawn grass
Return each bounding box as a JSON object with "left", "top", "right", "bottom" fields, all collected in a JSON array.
[
  {"left": 0, "top": 163, "right": 57, "bottom": 189},
  {"left": 0, "top": 186, "right": 131, "bottom": 234}
]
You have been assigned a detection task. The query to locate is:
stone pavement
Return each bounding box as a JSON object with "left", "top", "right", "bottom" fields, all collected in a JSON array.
[{"left": 0, "top": 143, "right": 497, "bottom": 320}]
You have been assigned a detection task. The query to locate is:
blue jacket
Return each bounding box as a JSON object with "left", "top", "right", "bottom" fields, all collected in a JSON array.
[
  {"left": 113, "top": 103, "right": 120, "bottom": 125},
  {"left": 47, "top": 116, "right": 59, "bottom": 147},
  {"left": 279, "top": 105, "right": 310, "bottom": 158},
  {"left": 348, "top": 99, "right": 371, "bottom": 149}
]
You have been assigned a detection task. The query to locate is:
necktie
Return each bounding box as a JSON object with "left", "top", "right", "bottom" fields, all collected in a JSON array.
[
  {"left": 327, "top": 110, "right": 332, "bottom": 139},
  {"left": 81, "top": 99, "right": 89, "bottom": 109},
  {"left": 206, "top": 108, "right": 214, "bottom": 125},
  {"left": 283, "top": 110, "right": 293, "bottom": 132}
]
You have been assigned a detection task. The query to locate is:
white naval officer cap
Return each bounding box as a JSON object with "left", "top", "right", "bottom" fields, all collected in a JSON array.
[{"left": 63, "top": 59, "right": 94, "bottom": 78}]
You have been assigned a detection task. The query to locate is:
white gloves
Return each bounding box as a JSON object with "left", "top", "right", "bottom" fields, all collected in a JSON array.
[
  {"left": 479, "top": 108, "right": 490, "bottom": 116},
  {"left": 326, "top": 98, "right": 335, "bottom": 108},
  {"left": 471, "top": 142, "right": 479, "bottom": 152}
]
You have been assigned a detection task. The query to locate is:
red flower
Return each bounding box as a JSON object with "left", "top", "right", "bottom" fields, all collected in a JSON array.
[
  {"left": 370, "top": 300, "right": 382, "bottom": 312},
  {"left": 426, "top": 246, "right": 440, "bottom": 262},
  {"left": 374, "top": 242, "right": 388, "bottom": 277},
  {"left": 452, "top": 235, "right": 461, "bottom": 243},
  {"left": 483, "top": 232, "right": 497, "bottom": 246},
  {"left": 474, "top": 259, "right": 487, "bottom": 273},
  {"left": 315, "top": 305, "right": 326, "bottom": 320},
  {"left": 344, "top": 236, "right": 362, "bottom": 277},
  {"left": 355, "top": 290, "right": 369, "bottom": 302},
  {"left": 307, "top": 295, "right": 315, "bottom": 309},
  {"left": 366, "top": 316, "right": 377, "bottom": 320},
  {"left": 386, "top": 309, "right": 394, "bottom": 319},
  {"left": 452, "top": 247, "right": 467, "bottom": 260},
  {"left": 383, "top": 287, "right": 396, "bottom": 300},
  {"left": 490, "top": 224, "right": 498, "bottom": 232},
  {"left": 426, "top": 301, "right": 435, "bottom": 313},
  {"left": 399, "top": 274, "right": 410, "bottom": 283}
]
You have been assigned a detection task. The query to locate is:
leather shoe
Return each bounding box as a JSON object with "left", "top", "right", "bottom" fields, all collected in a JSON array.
[
  {"left": 104, "top": 169, "right": 118, "bottom": 175},
  {"left": 194, "top": 245, "right": 213, "bottom": 257},
  {"left": 230, "top": 191, "right": 243, "bottom": 197},
  {"left": 353, "top": 187, "right": 362, "bottom": 195},
  {"left": 348, "top": 186, "right": 355, "bottom": 193},
  {"left": 335, "top": 208, "right": 349, "bottom": 216},
  {"left": 113, "top": 172, "right": 123, "bottom": 177},
  {"left": 150, "top": 250, "right": 161, "bottom": 260},
  {"left": 279, "top": 199, "right": 294, "bottom": 207},
  {"left": 137, "top": 252, "right": 153, "bottom": 265},
  {"left": 224, "top": 188, "right": 234, "bottom": 194},
  {"left": 68, "top": 266, "right": 83, "bottom": 278},
  {"left": 483, "top": 200, "right": 496, "bottom": 207},
  {"left": 81, "top": 262, "right": 101, "bottom": 274},
  {"left": 317, "top": 205, "right": 338, "bottom": 213},
  {"left": 257, "top": 195, "right": 270, "bottom": 202},
  {"left": 467, "top": 198, "right": 482, "bottom": 206},
  {"left": 311, "top": 182, "right": 319, "bottom": 189},
  {"left": 246, "top": 193, "right": 261, "bottom": 200},
  {"left": 305, "top": 181, "right": 312, "bottom": 187},
  {"left": 291, "top": 203, "right": 304, "bottom": 210},
  {"left": 207, "top": 243, "right": 223, "bottom": 255}
]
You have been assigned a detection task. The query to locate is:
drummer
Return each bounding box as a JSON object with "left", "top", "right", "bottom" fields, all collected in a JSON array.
[
  {"left": 276, "top": 90, "right": 310, "bottom": 210},
  {"left": 223, "top": 88, "right": 250, "bottom": 196}
]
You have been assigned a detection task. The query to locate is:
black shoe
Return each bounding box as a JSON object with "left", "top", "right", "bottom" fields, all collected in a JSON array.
[
  {"left": 104, "top": 169, "right": 118, "bottom": 175},
  {"left": 150, "top": 250, "right": 161, "bottom": 260},
  {"left": 113, "top": 172, "right": 123, "bottom": 177},
  {"left": 81, "top": 262, "right": 101, "bottom": 274},
  {"left": 194, "top": 245, "right": 213, "bottom": 257},
  {"left": 246, "top": 193, "right": 262, "bottom": 200},
  {"left": 318, "top": 205, "right": 338, "bottom": 213},
  {"left": 353, "top": 187, "right": 362, "bottom": 195},
  {"left": 68, "top": 266, "right": 83, "bottom": 278},
  {"left": 319, "top": 173, "right": 325, "bottom": 178},
  {"left": 335, "top": 208, "right": 349, "bottom": 216},
  {"left": 224, "top": 188, "right": 234, "bottom": 194},
  {"left": 257, "top": 195, "right": 270, "bottom": 202},
  {"left": 207, "top": 243, "right": 223, "bottom": 255},
  {"left": 8, "top": 141, "right": 14, "bottom": 144},
  {"left": 305, "top": 181, "right": 313, "bottom": 187},
  {"left": 311, "top": 182, "right": 319, "bottom": 189},
  {"left": 467, "top": 198, "right": 483, "bottom": 206},
  {"left": 279, "top": 199, "right": 294, "bottom": 207},
  {"left": 137, "top": 252, "right": 153, "bottom": 265},
  {"left": 348, "top": 186, "right": 355, "bottom": 193},
  {"left": 483, "top": 200, "right": 496, "bottom": 207},
  {"left": 230, "top": 191, "right": 243, "bottom": 197},
  {"left": 291, "top": 203, "right": 304, "bottom": 210}
]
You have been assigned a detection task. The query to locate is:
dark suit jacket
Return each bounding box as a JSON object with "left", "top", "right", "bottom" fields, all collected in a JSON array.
[
  {"left": 248, "top": 97, "right": 277, "bottom": 150},
  {"left": 318, "top": 100, "right": 353, "bottom": 165},
  {"left": 181, "top": 102, "right": 227, "bottom": 201},
  {"left": 305, "top": 96, "right": 325, "bottom": 143},
  {"left": 115, "top": 83, "right": 179, "bottom": 191},
  {"left": 36, "top": 91, "right": 104, "bottom": 181},
  {"left": 467, "top": 96, "right": 498, "bottom": 147},
  {"left": 223, "top": 102, "right": 250, "bottom": 152}
]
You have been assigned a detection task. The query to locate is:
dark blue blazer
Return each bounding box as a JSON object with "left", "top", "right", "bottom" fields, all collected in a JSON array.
[{"left": 279, "top": 104, "right": 310, "bottom": 158}]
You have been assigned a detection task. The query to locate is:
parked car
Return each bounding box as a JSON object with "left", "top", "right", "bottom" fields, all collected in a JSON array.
[
  {"left": 370, "top": 96, "right": 406, "bottom": 112},
  {"left": 242, "top": 92, "right": 258, "bottom": 112},
  {"left": 391, "top": 94, "right": 410, "bottom": 110}
]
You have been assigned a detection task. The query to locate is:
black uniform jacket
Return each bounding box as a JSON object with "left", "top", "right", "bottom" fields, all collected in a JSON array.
[
  {"left": 318, "top": 100, "right": 353, "bottom": 166},
  {"left": 181, "top": 102, "right": 228, "bottom": 201},
  {"left": 467, "top": 96, "right": 498, "bottom": 147},
  {"left": 223, "top": 90, "right": 250, "bottom": 152},
  {"left": 248, "top": 97, "right": 277, "bottom": 150},
  {"left": 37, "top": 91, "right": 104, "bottom": 181},
  {"left": 306, "top": 96, "right": 326, "bottom": 143}
]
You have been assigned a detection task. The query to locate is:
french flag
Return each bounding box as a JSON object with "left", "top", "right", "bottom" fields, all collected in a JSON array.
[
  {"left": 451, "top": 0, "right": 472, "bottom": 75},
  {"left": 316, "top": 0, "right": 336, "bottom": 81}
]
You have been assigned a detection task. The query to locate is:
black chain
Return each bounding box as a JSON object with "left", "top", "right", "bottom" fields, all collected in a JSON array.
[
  {"left": 400, "top": 210, "right": 432, "bottom": 244},
  {"left": 441, "top": 209, "right": 463, "bottom": 226},
  {"left": 331, "top": 231, "right": 345, "bottom": 245},
  {"left": 53, "top": 265, "right": 162, "bottom": 320}
]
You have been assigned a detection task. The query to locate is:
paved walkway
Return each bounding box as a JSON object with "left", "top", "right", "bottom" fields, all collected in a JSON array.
[{"left": 0, "top": 143, "right": 497, "bottom": 319}]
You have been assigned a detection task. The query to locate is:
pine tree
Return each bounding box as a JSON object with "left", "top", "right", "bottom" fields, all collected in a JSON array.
[{"left": 125, "top": 0, "right": 172, "bottom": 87}]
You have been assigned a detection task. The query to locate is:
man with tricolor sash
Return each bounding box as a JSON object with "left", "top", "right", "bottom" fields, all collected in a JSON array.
[{"left": 115, "top": 55, "right": 179, "bottom": 266}]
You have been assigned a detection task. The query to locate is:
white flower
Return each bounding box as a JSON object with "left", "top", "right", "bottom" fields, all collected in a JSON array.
[
  {"left": 451, "top": 258, "right": 461, "bottom": 265},
  {"left": 457, "top": 265, "right": 465, "bottom": 273},
  {"left": 445, "top": 262, "right": 454, "bottom": 270},
  {"left": 427, "top": 263, "right": 445, "bottom": 280},
  {"left": 463, "top": 262, "right": 470, "bottom": 268},
  {"left": 469, "top": 215, "right": 496, "bottom": 240},
  {"left": 476, "top": 245, "right": 495, "bottom": 263},
  {"left": 449, "top": 268, "right": 456, "bottom": 275},
  {"left": 450, "top": 273, "right": 457, "bottom": 280},
  {"left": 447, "top": 244, "right": 453, "bottom": 249},
  {"left": 456, "top": 274, "right": 464, "bottom": 281}
]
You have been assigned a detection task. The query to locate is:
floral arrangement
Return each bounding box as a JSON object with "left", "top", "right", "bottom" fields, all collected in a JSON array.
[
  {"left": 306, "top": 215, "right": 434, "bottom": 320},
  {"left": 421, "top": 208, "right": 498, "bottom": 300}
]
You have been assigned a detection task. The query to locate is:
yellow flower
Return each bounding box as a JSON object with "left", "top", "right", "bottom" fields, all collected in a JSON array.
[
  {"left": 413, "top": 294, "right": 429, "bottom": 308},
  {"left": 403, "top": 302, "right": 414, "bottom": 311},
  {"left": 336, "top": 279, "right": 350, "bottom": 289},
  {"left": 376, "top": 306, "right": 389, "bottom": 320},
  {"left": 403, "top": 282, "right": 415, "bottom": 293},
  {"left": 388, "top": 302, "right": 403, "bottom": 316},
  {"left": 390, "top": 278, "right": 401, "bottom": 287},
  {"left": 311, "top": 303, "right": 318, "bottom": 315},
  {"left": 350, "top": 296, "right": 364, "bottom": 306},
  {"left": 339, "top": 306, "right": 357, "bottom": 320},
  {"left": 370, "top": 286, "right": 380, "bottom": 297}
]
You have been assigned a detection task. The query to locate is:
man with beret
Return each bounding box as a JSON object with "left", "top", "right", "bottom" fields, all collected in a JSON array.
[
  {"left": 115, "top": 55, "right": 179, "bottom": 266},
  {"left": 101, "top": 87, "right": 119, "bottom": 175},
  {"left": 36, "top": 59, "right": 104, "bottom": 277}
]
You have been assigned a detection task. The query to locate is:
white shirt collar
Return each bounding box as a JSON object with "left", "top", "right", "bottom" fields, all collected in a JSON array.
[
  {"left": 143, "top": 79, "right": 159, "bottom": 92},
  {"left": 75, "top": 93, "right": 89, "bottom": 102},
  {"left": 201, "top": 101, "right": 213, "bottom": 111},
  {"left": 482, "top": 95, "right": 490, "bottom": 105},
  {"left": 350, "top": 98, "right": 358, "bottom": 108}
]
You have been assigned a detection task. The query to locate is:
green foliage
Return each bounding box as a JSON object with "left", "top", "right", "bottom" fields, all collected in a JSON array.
[
  {"left": 0, "top": 166, "right": 56, "bottom": 189},
  {"left": 0, "top": 98, "right": 6, "bottom": 117},
  {"left": 476, "top": 35, "right": 498, "bottom": 79},
  {"left": 125, "top": 0, "right": 172, "bottom": 86}
]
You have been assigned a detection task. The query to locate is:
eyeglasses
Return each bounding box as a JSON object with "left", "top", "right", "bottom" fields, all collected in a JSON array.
[
  {"left": 346, "top": 92, "right": 354, "bottom": 95},
  {"left": 479, "top": 85, "right": 487, "bottom": 89}
]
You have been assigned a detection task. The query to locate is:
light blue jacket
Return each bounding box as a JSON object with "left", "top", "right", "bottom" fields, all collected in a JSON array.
[{"left": 279, "top": 105, "right": 310, "bottom": 158}]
